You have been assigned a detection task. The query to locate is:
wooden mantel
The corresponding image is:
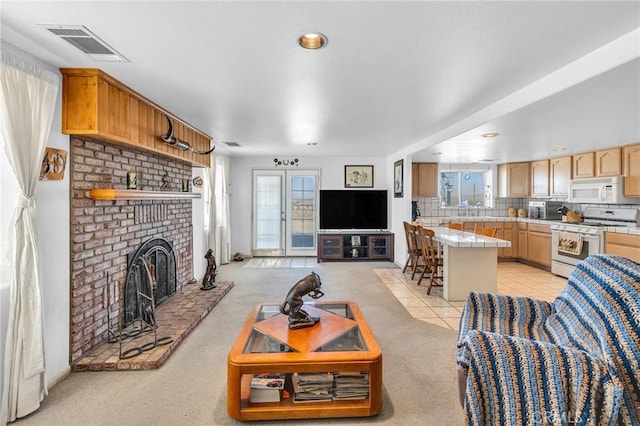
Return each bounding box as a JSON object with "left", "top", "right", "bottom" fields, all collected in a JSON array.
[
  {"left": 60, "top": 68, "right": 212, "bottom": 168},
  {"left": 89, "top": 189, "right": 201, "bottom": 201}
]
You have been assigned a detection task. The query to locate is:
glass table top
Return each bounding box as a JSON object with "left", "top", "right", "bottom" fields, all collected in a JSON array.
[{"left": 243, "top": 303, "right": 367, "bottom": 354}]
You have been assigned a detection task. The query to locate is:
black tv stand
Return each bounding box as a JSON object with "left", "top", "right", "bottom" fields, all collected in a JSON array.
[{"left": 317, "top": 232, "right": 394, "bottom": 262}]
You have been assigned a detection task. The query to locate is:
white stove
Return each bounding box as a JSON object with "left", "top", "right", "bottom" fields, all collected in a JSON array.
[{"left": 550, "top": 207, "right": 639, "bottom": 278}]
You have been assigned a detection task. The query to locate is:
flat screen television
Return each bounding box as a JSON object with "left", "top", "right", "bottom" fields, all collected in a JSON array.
[{"left": 319, "top": 190, "right": 388, "bottom": 230}]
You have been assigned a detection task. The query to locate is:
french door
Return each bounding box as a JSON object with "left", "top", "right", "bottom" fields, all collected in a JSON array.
[{"left": 252, "top": 169, "right": 319, "bottom": 257}]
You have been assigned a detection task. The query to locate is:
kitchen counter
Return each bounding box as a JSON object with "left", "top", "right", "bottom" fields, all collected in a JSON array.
[
  {"left": 433, "top": 226, "right": 511, "bottom": 248},
  {"left": 431, "top": 227, "right": 510, "bottom": 302},
  {"left": 416, "top": 216, "right": 640, "bottom": 236}
]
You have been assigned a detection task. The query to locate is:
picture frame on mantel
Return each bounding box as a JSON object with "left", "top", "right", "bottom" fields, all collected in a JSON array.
[
  {"left": 344, "top": 165, "right": 374, "bottom": 188},
  {"left": 394, "top": 159, "right": 403, "bottom": 198}
]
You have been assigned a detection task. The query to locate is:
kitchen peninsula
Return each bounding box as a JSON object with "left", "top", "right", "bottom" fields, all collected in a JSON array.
[{"left": 432, "top": 227, "right": 511, "bottom": 302}]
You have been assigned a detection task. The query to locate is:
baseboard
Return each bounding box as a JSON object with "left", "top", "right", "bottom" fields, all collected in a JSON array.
[{"left": 47, "top": 366, "right": 71, "bottom": 390}]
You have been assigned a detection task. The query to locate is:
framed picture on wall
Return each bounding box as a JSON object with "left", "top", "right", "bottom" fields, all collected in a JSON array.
[
  {"left": 394, "top": 159, "right": 403, "bottom": 198},
  {"left": 344, "top": 165, "right": 374, "bottom": 188}
]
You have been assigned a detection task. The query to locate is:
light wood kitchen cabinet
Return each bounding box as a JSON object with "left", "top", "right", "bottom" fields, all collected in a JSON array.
[
  {"left": 527, "top": 223, "right": 551, "bottom": 268},
  {"left": 572, "top": 152, "right": 595, "bottom": 178},
  {"left": 60, "top": 68, "right": 211, "bottom": 167},
  {"left": 550, "top": 156, "right": 572, "bottom": 196},
  {"left": 623, "top": 143, "right": 640, "bottom": 196},
  {"left": 530, "top": 160, "right": 549, "bottom": 197},
  {"left": 498, "top": 162, "right": 530, "bottom": 197},
  {"left": 517, "top": 223, "right": 528, "bottom": 260},
  {"left": 494, "top": 222, "right": 517, "bottom": 259},
  {"left": 411, "top": 162, "right": 438, "bottom": 197},
  {"left": 595, "top": 148, "right": 622, "bottom": 177},
  {"left": 605, "top": 233, "right": 640, "bottom": 262}
]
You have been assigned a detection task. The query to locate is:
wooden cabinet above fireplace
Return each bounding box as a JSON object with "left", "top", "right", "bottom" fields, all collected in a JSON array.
[{"left": 60, "top": 68, "right": 212, "bottom": 168}]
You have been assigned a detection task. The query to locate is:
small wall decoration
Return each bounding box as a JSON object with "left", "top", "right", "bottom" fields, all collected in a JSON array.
[
  {"left": 273, "top": 158, "right": 299, "bottom": 167},
  {"left": 394, "top": 159, "right": 404, "bottom": 198},
  {"left": 126, "top": 172, "right": 138, "bottom": 189},
  {"left": 192, "top": 176, "right": 203, "bottom": 188},
  {"left": 39, "top": 147, "right": 67, "bottom": 180},
  {"left": 344, "top": 165, "right": 373, "bottom": 188}
]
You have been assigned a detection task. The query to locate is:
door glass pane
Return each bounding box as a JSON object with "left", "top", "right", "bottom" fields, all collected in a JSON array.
[
  {"left": 255, "top": 176, "right": 282, "bottom": 250},
  {"left": 290, "top": 175, "right": 316, "bottom": 249}
]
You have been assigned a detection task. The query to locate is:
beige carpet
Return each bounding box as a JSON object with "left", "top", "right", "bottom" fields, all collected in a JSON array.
[{"left": 15, "top": 260, "right": 462, "bottom": 425}]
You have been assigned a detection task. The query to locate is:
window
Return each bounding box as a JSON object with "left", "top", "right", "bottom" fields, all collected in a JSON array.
[{"left": 440, "top": 170, "right": 493, "bottom": 208}]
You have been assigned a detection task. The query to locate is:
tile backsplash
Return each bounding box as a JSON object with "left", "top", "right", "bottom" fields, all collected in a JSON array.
[{"left": 414, "top": 196, "right": 640, "bottom": 218}]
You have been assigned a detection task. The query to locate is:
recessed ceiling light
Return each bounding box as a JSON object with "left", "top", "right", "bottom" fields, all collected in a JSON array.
[
  {"left": 481, "top": 132, "right": 499, "bottom": 138},
  {"left": 306, "top": 142, "right": 318, "bottom": 146},
  {"left": 297, "top": 33, "right": 328, "bottom": 50},
  {"left": 553, "top": 147, "right": 567, "bottom": 152},
  {"left": 432, "top": 152, "right": 442, "bottom": 155}
]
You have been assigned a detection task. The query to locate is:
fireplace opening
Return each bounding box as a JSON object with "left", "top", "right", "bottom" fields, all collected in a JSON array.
[{"left": 123, "top": 237, "right": 177, "bottom": 327}]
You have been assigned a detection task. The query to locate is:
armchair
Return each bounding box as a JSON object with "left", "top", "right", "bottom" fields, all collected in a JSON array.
[{"left": 456, "top": 254, "right": 640, "bottom": 425}]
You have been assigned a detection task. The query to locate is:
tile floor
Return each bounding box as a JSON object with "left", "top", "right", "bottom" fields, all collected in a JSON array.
[{"left": 374, "top": 262, "right": 568, "bottom": 331}]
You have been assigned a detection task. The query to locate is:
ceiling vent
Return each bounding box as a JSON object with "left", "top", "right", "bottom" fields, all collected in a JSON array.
[
  {"left": 224, "top": 142, "right": 241, "bottom": 147},
  {"left": 40, "top": 25, "right": 129, "bottom": 62}
]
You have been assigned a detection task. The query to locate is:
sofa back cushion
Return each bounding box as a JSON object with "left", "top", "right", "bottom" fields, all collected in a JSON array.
[{"left": 543, "top": 254, "right": 640, "bottom": 424}]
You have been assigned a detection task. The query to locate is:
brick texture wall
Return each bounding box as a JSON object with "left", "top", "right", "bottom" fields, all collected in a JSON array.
[{"left": 70, "top": 136, "right": 194, "bottom": 362}]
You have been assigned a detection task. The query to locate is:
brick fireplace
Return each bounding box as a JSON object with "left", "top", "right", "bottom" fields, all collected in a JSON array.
[{"left": 70, "top": 136, "right": 194, "bottom": 362}]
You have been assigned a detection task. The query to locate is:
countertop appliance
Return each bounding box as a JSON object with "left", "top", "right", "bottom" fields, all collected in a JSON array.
[
  {"left": 550, "top": 207, "right": 639, "bottom": 278},
  {"left": 528, "top": 201, "right": 563, "bottom": 220},
  {"left": 568, "top": 176, "right": 640, "bottom": 204}
]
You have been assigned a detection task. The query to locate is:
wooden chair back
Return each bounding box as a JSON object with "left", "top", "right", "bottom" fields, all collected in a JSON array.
[
  {"left": 417, "top": 226, "right": 439, "bottom": 266},
  {"left": 416, "top": 226, "right": 443, "bottom": 293},
  {"left": 473, "top": 225, "right": 497, "bottom": 238},
  {"left": 448, "top": 221, "right": 464, "bottom": 230},
  {"left": 403, "top": 221, "right": 420, "bottom": 254}
]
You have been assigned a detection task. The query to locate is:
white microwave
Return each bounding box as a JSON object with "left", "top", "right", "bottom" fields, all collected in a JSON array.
[{"left": 568, "top": 176, "right": 640, "bottom": 204}]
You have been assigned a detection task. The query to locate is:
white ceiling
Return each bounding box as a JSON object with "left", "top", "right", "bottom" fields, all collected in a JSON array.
[{"left": 1, "top": 1, "right": 639, "bottom": 163}]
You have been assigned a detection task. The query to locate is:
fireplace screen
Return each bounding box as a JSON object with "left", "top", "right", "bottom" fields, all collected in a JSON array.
[{"left": 123, "top": 237, "right": 177, "bottom": 327}]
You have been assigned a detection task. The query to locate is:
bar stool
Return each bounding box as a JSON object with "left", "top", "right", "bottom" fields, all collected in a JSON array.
[
  {"left": 416, "top": 226, "right": 443, "bottom": 294},
  {"left": 473, "top": 225, "right": 497, "bottom": 237},
  {"left": 448, "top": 222, "right": 464, "bottom": 230},
  {"left": 402, "top": 222, "right": 424, "bottom": 278}
]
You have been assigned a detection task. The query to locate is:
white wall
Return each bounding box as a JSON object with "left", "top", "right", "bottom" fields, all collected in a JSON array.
[
  {"left": 228, "top": 156, "right": 389, "bottom": 256},
  {"left": 0, "top": 42, "right": 71, "bottom": 390},
  {"left": 192, "top": 167, "right": 206, "bottom": 280},
  {"left": 389, "top": 155, "right": 412, "bottom": 267}
]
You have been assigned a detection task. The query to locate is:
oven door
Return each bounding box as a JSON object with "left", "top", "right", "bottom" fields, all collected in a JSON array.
[{"left": 551, "top": 230, "right": 599, "bottom": 266}]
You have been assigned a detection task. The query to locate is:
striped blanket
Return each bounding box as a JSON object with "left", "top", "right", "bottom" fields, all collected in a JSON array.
[{"left": 456, "top": 254, "right": 640, "bottom": 425}]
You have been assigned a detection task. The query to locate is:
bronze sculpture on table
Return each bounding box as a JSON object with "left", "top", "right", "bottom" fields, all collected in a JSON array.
[
  {"left": 280, "top": 272, "right": 324, "bottom": 329},
  {"left": 201, "top": 249, "right": 217, "bottom": 290}
]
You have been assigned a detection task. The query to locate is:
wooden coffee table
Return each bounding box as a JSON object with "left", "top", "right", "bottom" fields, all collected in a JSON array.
[{"left": 227, "top": 301, "right": 383, "bottom": 421}]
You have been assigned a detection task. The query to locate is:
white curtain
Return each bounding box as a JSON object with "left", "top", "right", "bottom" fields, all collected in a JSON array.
[
  {"left": 0, "top": 47, "right": 59, "bottom": 424},
  {"left": 206, "top": 155, "right": 231, "bottom": 264}
]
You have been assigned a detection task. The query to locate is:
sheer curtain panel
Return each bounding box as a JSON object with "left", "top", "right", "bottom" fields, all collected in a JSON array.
[
  {"left": 205, "top": 155, "right": 231, "bottom": 265},
  {"left": 0, "top": 47, "right": 59, "bottom": 424}
]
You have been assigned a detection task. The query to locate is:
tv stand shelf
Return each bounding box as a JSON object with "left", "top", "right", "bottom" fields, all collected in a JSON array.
[{"left": 317, "top": 232, "right": 394, "bottom": 262}]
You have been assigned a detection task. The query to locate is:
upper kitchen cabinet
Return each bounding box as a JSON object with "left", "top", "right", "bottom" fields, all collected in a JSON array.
[
  {"left": 412, "top": 162, "right": 438, "bottom": 197},
  {"left": 549, "top": 156, "right": 571, "bottom": 197},
  {"left": 498, "top": 162, "right": 530, "bottom": 198},
  {"left": 595, "top": 148, "right": 622, "bottom": 177},
  {"left": 572, "top": 152, "right": 595, "bottom": 178},
  {"left": 60, "top": 68, "right": 212, "bottom": 167},
  {"left": 623, "top": 143, "right": 640, "bottom": 196},
  {"left": 530, "top": 160, "right": 549, "bottom": 197}
]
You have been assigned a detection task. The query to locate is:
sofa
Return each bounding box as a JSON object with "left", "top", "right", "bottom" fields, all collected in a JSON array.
[{"left": 456, "top": 254, "right": 640, "bottom": 425}]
